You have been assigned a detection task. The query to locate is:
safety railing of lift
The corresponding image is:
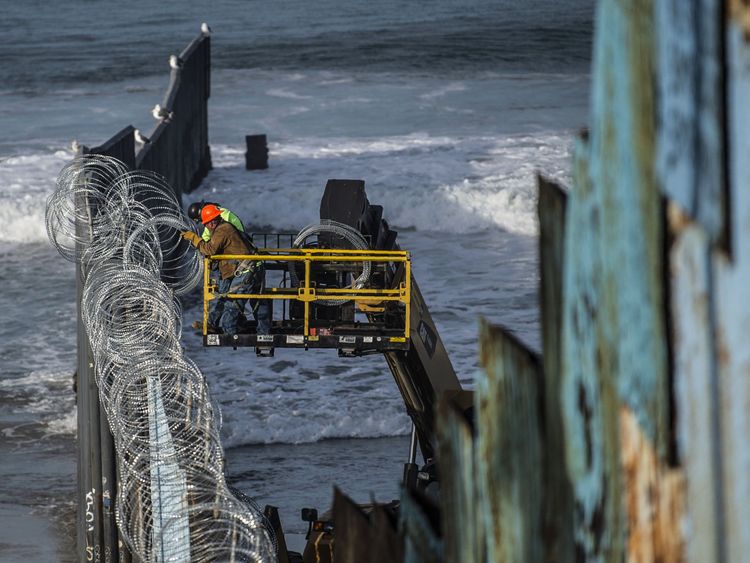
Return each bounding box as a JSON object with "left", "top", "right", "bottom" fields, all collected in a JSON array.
[{"left": 202, "top": 247, "right": 411, "bottom": 341}]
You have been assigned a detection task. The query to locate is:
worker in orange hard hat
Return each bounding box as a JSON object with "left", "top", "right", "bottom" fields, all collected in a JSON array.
[
  {"left": 187, "top": 200, "right": 245, "bottom": 242},
  {"left": 199, "top": 203, "right": 222, "bottom": 224},
  {"left": 181, "top": 205, "right": 270, "bottom": 336}
]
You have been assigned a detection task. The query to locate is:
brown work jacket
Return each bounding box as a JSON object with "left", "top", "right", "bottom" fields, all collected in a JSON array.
[{"left": 196, "top": 221, "right": 252, "bottom": 279}]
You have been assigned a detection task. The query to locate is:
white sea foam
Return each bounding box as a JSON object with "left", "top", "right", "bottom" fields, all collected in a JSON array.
[
  {"left": 0, "top": 370, "right": 70, "bottom": 390},
  {"left": 419, "top": 82, "right": 468, "bottom": 100},
  {"left": 0, "top": 370, "right": 77, "bottom": 436},
  {"left": 221, "top": 401, "right": 411, "bottom": 447},
  {"left": 196, "top": 132, "right": 571, "bottom": 236},
  {"left": 266, "top": 88, "right": 313, "bottom": 100},
  {"left": 44, "top": 409, "right": 78, "bottom": 436},
  {"left": 0, "top": 151, "right": 72, "bottom": 243}
]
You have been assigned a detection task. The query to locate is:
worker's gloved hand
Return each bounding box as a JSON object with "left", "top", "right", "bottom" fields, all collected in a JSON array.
[{"left": 181, "top": 230, "right": 201, "bottom": 247}]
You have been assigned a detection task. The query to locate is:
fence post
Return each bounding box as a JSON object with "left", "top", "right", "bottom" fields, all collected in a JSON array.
[
  {"left": 537, "top": 176, "right": 574, "bottom": 562},
  {"left": 476, "top": 321, "right": 544, "bottom": 562}
]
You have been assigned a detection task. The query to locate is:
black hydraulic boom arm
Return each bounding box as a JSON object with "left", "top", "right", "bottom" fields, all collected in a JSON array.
[{"left": 319, "top": 179, "right": 464, "bottom": 463}]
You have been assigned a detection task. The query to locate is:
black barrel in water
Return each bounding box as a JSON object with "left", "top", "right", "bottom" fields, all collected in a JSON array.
[{"left": 245, "top": 134, "right": 269, "bottom": 170}]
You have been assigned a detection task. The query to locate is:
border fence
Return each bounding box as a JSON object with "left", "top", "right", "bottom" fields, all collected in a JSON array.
[{"left": 77, "top": 29, "right": 211, "bottom": 563}]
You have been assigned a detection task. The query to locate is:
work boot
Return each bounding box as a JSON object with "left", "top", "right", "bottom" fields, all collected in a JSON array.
[{"left": 192, "top": 320, "right": 221, "bottom": 334}]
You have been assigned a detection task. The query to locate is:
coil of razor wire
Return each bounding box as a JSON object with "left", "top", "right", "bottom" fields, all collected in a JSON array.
[
  {"left": 291, "top": 219, "right": 372, "bottom": 306},
  {"left": 46, "top": 155, "right": 130, "bottom": 263},
  {"left": 124, "top": 215, "right": 204, "bottom": 294},
  {"left": 46, "top": 155, "right": 275, "bottom": 562}
]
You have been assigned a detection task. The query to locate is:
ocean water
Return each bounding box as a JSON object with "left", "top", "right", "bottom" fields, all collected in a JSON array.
[{"left": 0, "top": 0, "right": 593, "bottom": 559}]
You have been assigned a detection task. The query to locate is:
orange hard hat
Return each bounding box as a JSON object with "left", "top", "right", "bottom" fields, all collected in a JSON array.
[{"left": 201, "top": 204, "right": 222, "bottom": 225}]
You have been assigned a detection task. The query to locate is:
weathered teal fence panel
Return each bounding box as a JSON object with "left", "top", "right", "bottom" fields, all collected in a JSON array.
[
  {"left": 655, "top": 0, "right": 696, "bottom": 217},
  {"left": 694, "top": 0, "right": 726, "bottom": 244},
  {"left": 656, "top": 0, "right": 726, "bottom": 243},
  {"left": 476, "top": 321, "right": 544, "bottom": 563},
  {"left": 419, "top": 0, "right": 741, "bottom": 561},
  {"left": 589, "top": 0, "right": 669, "bottom": 455},
  {"left": 561, "top": 138, "right": 623, "bottom": 562}
]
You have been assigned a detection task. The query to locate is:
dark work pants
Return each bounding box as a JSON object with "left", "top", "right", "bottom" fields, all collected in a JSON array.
[{"left": 209, "top": 270, "right": 270, "bottom": 335}]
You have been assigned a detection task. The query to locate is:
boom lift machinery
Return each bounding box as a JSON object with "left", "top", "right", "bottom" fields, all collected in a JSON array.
[{"left": 199, "top": 180, "right": 469, "bottom": 562}]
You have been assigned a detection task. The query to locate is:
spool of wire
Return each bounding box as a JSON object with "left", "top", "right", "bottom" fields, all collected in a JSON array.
[{"left": 292, "top": 219, "right": 372, "bottom": 305}]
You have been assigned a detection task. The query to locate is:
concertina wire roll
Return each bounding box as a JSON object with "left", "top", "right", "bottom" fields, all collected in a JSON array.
[{"left": 46, "top": 155, "right": 276, "bottom": 562}]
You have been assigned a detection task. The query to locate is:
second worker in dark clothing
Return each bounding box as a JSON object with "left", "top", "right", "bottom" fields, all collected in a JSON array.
[{"left": 182, "top": 204, "right": 271, "bottom": 335}]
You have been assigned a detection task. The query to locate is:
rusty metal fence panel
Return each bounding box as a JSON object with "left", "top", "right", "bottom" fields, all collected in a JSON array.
[{"left": 588, "top": 0, "right": 669, "bottom": 458}]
